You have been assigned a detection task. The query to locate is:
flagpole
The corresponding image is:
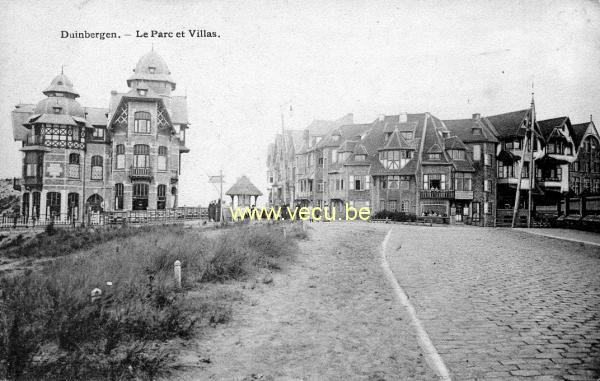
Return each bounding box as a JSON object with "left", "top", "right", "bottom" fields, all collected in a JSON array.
[{"left": 528, "top": 94, "right": 536, "bottom": 228}]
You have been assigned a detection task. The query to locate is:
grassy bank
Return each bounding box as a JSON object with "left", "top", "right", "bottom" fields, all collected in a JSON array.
[{"left": 0, "top": 222, "right": 307, "bottom": 380}]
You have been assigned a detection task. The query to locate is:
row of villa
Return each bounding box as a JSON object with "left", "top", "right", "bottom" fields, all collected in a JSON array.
[{"left": 266, "top": 102, "right": 600, "bottom": 226}]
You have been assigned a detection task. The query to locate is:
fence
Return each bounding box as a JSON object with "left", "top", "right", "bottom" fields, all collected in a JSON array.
[{"left": 0, "top": 207, "right": 208, "bottom": 230}]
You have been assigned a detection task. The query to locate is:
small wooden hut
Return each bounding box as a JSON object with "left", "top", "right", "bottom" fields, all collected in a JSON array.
[{"left": 226, "top": 175, "right": 263, "bottom": 207}]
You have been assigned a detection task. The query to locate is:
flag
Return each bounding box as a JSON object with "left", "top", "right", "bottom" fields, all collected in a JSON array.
[{"left": 208, "top": 175, "right": 223, "bottom": 183}]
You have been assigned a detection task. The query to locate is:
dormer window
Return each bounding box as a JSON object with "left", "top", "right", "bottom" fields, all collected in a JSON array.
[
  {"left": 138, "top": 89, "right": 147, "bottom": 96},
  {"left": 429, "top": 153, "right": 441, "bottom": 160},
  {"left": 148, "top": 66, "right": 156, "bottom": 74},
  {"left": 472, "top": 127, "right": 482, "bottom": 136},
  {"left": 57, "top": 81, "right": 63, "bottom": 85},
  {"left": 441, "top": 131, "right": 450, "bottom": 138},
  {"left": 448, "top": 149, "right": 465, "bottom": 160},
  {"left": 53, "top": 106, "right": 62, "bottom": 114},
  {"left": 400, "top": 131, "right": 413, "bottom": 140},
  {"left": 385, "top": 132, "right": 392, "bottom": 141},
  {"left": 355, "top": 154, "right": 366, "bottom": 161}
]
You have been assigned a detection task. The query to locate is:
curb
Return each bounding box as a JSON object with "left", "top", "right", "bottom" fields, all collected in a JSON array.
[{"left": 380, "top": 228, "right": 452, "bottom": 381}]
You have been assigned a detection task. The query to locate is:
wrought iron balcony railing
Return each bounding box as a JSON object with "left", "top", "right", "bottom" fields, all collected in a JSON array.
[
  {"left": 419, "top": 190, "right": 455, "bottom": 199},
  {"left": 129, "top": 166, "right": 153, "bottom": 180}
]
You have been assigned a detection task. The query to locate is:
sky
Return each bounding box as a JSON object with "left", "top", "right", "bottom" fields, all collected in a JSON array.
[{"left": 1, "top": 0, "right": 599, "bottom": 206}]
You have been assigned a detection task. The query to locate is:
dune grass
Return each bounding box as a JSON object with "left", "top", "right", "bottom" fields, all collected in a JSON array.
[{"left": 0, "top": 222, "right": 306, "bottom": 380}]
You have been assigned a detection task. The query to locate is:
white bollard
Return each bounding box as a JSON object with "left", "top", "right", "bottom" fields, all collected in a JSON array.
[
  {"left": 283, "top": 226, "right": 287, "bottom": 239},
  {"left": 91, "top": 287, "right": 102, "bottom": 302},
  {"left": 174, "top": 260, "right": 182, "bottom": 289}
]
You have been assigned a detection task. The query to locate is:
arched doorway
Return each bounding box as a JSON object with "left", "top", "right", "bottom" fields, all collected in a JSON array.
[{"left": 86, "top": 194, "right": 104, "bottom": 212}]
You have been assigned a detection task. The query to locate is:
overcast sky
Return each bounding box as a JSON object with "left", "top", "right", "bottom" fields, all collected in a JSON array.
[{"left": 1, "top": 0, "right": 599, "bottom": 206}]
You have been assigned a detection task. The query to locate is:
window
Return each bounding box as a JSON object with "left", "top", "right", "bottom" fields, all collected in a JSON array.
[
  {"left": 67, "top": 193, "right": 79, "bottom": 220},
  {"left": 423, "top": 174, "right": 446, "bottom": 190},
  {"left": 24, "top": 152, "right": 41, "bottom": 178},
  {"left": 388, "top": 200, "right": 397, "bottom": 211},
  {"left": 158, "top": 146, "right": 167, "bottom": 171},
  {"left": 157, "top": 184, "right": 167, "bottom": 209},
  {"left": 472, "top": 127, "right": 482, "bottom": 136},
  {"left": 116, "top": 144, "right": 125, "bottom": 169},
  {"left": 448, "top": 149, "right": 465, "bottom": 160},
  {"left": 484, "top": 154, "right": 492, "bottom": 166},
  {"left": 22, "top": 193, "right": 29, "bottom": 216},
  {"left": 148, "top": 66, "right": 156, "bottom": 74},
  {"left": 379, "top": 150, "right": 411, "bottom": 169},
  {"left": 92, "top": 127, "right": 105, "bottom": 140},
  {"left": 505, "top": 139, "right": 522, "bottom": 150},
  {"left": 91, "top": 155, "right": 103, "bottom": 180},
  {"left": 400, "top": 179, "right": 410, "bottom": 190},
  {"left": 388, "top": 175, "right": 399, "bottom": 189},
  {"left": 572, "top": 177, "right": 581, "bottom": 195},
  {"left": 498, "top": 162, "right": 515, "bottom": 178},
  {"left": 53, "top": 106, "right": 62, "bottom": 114},
  {"left": 400, "top": 131, "right": 413, "bottom": 140},
  {"left": 133, "top": 183, "right": 149, "bottom": 197},
  {"left": 317, "top": 181, "right": 324, "bottom": 192},
  {"left": 32, "top": 192, "right": 40, "bottom": 218},
  {"left": 484, "top": 201, "right": 492, "bottom": 214},
  {"left": 133, "top": 144, "right": 150, "bottom": 168},
  {"left": 454, "top": 173, "right": 472, "bottom": 191},
  {"left": 428, "top": 153, "right": 441, "bottom": 160},
  {"left": 115, "top": 183, "right": 124, "bottom": 210},
  {"left": 473, "top": 145, "right": 481, "bottom": 161},
  {"left": 484, "top": 179, "right": 491, "bottom": 192},
  {"left": 571, "top": 161, "right": 580, "bottom": 172},
  {"left": 355, "top": 154, "right": 366, "bottom": 161},
  {"left": 134, "top": 111, "right": 151, "bottom": 133},
  {"left": 349, "top": 175, "right": 370, "bottom": 190},
  {"left": 46, "top": 192, "right": 61, "bottom": 217},
  {"left": 68, "top": 153, "right": 80, "bottom": 179},
  {"left": 401, "top": 200, "right": 409, "bottom": 213}
]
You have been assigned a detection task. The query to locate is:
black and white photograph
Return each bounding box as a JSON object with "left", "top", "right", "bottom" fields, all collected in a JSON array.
[{"left": 0, "top": 0, "right": 599, "bottom": 380}]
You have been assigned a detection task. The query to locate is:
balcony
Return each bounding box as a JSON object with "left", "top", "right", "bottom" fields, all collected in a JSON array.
[
  {"left": 420, "top": 190, "right": 455, "bottom": 199},
  {"left": 23, "top": 176, "right": 43, "bottom": 188},
  {"left": 454, "top": 190, "right": 474, "bottom": 200},
  {"left": 129, "top": 166, "right": 153, "bottom": 181},
  {"left": 21, "top": 135, "right": 49, "bottom": 152}
]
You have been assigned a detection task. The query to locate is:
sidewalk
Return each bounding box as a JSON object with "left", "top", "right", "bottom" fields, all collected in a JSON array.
[{"left": 514, "top": 227, "right": 600, "bottom": 246}]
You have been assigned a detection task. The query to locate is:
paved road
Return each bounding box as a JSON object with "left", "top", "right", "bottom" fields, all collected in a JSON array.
[{"left": 386, "top": 225, "right": 600, "bottom": 380}]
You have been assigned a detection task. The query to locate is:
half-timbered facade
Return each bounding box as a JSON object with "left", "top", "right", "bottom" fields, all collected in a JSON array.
[{"left": 13, "top": 50, "right": 190, "bottom": 221}]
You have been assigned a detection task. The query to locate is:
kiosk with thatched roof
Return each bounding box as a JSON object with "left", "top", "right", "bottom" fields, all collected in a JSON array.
[{"left": 226, "top": 175, "right": 263, "bottom": 207}]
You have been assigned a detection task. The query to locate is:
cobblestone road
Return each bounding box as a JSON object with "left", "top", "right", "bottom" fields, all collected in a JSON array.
[{"left": 386, "top": 225, "right": 600, "bottom": 380}]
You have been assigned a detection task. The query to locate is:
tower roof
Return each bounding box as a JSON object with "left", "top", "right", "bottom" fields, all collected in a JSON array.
[
  {"left": 127, "top": 50, "right": 176, "bottom": 90},
  {"left": 43, "top": 73, "right": 80, "bottom": 98}
]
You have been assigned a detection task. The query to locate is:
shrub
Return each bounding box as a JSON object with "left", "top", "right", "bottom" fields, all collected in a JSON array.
[{"left": 0, "top": 223, "right": 304, "bottom": 379}]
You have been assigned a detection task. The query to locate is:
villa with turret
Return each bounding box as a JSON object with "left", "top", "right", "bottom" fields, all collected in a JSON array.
[{"left": 12, "top": 50, "right": 190, "bottom": 222}]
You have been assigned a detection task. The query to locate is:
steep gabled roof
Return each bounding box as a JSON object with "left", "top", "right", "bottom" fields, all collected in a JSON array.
[
  {"left": 571, "top": 122, "right": 595, "bottom": 148},
  {"left": 380, "top": 129, "right": 412, "bottom": 150},
  {"left": 305, "top": 113, "right": 354, "bottom": 136},
  {"left": 537, "top": 117, "right": 568, "bottom": 140},
  {"left": 444, "top": 136, "right": 467, "bottom": 150},
  {"left": 84, "top": 107, "right": 108, "bottom": 126},
  {"left": 483, "top": 109, "right": 530, "bottom": 139},
  {"left": 443, "top": 118, "right": 499, "bottom": 143}
]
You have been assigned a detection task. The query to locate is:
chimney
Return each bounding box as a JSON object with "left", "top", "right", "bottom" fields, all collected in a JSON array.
[
  {"left": 399, "top": 112, "right": 408, "bottom": 123},
  {"left": 472, "top": 113, "right": 481, "bottom": 120},
  {"left": 303, "top": 129, "right": 309, "bottom": 147},
  {"left": 111, "top": 90, "right": 117, "bottom": 95},
  {"left": 591, "top": 114, "right": 593, "bottom": 122}
]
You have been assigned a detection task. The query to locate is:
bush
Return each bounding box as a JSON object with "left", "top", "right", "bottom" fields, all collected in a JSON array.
[
  {"left": 372, "top": 211, "right": 417, "bottom": 222},
  {"left": 0, "top": 223, "right": 303, "bottom": 379}
]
